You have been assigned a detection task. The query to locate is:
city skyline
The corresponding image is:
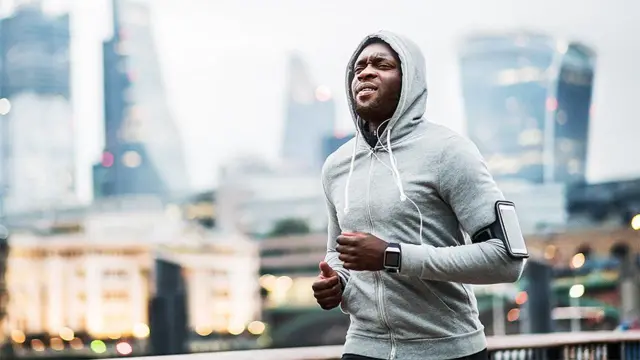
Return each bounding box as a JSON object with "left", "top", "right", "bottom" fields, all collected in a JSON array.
[
  {"left": 64, "top": 0, "right": 640, "bottom": 203},
  {"left": 458, "top": 32, "right": 595, "bottom": 185},
  {"left": 93, "top": 0, "right": 189, "bottom": 199},
  {"left": 0, "top": 3, "right": 76, "bottom": 214},
  {"left": 280, "top": 53, "right": 336, "bottom": 171},
  {"left": 0, "top": 1, "right": 638, "bottom": 354}
]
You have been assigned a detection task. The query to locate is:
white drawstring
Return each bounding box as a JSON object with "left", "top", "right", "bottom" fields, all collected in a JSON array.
[
  {"left": 386, "top": 126, "right": 406, "bottom": 202},
  {"left": 342, "top": 118, "right": 423, "bottom": 243}
]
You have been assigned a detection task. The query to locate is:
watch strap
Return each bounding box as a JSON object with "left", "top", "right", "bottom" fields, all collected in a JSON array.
[{"left": 387, "top": 243, "right": 401, "bottom": 250}]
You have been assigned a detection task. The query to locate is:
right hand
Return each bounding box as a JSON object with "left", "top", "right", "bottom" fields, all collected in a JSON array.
[{"left": 312, "top": 261, "right": 343, "bottom": 310}]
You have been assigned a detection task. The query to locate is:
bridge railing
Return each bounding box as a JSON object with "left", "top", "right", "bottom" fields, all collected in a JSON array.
[
  {"left": 487, "top": 331, "right": 640, "bottom": 359},
  {"left": 126, "top": 331, "right": 640, "bottom": 360}
]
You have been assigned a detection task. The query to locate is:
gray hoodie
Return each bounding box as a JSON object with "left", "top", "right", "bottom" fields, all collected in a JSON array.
[{"left": 321, "top": 31, "right": 526, "bottom": 359}]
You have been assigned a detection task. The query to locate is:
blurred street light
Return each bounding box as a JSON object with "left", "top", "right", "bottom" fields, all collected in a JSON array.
[
  {"left": 259, "top": 274, "right": 276, "bottom": 291},
  {"left": 569, "top": 284, "right": 585, "bottom": 298},
  {"left": 70, "top": 338, "right": 83, "bottom": 350},
  {"left": 132, "top": 323, "right": 150, "bottom": 338},
  {"left": 116, "top": 341, "right": 133, "bottom": 355},
  {"left": 631, "top": 214, "right": 640, "bottom": 231},
  {"left": 0, "top": 98, "right": 10, "bottom": 115},
  {"left": 571, "top": 253, "right": 585, "bottom": 269},
  {"left": 506, "top": 308, "right": 520, "bottom": 322},
  {"left": 569, "top": 284, "right": 584, "bottom": 332},
  {"left": 195, "top": 325, "right": 212, "bottom": 337},
  {"left": 91, "top": 340, "right": 106, "bottom": 353},
  {"left": 515, "top": 291, "right": 528, "bottom": 305},
  {"left": 10, "top": 330, "right": 25, "bottom": 344},
  {"left": 228, "top": 321, "right": 245, "bottom": 336},
  {"left": 247, "top": 320, "right": 266, "bottom": 335},
  {"left": 543, "top": 244, "right": 557, "bottom": 260},
  {"left": 59, "top": 327, "right": 74, "bottom": 341}
]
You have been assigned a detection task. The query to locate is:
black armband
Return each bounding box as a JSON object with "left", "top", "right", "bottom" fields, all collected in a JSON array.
[{"left": 471, "top": 200, "right": 529, "bottom": 259}]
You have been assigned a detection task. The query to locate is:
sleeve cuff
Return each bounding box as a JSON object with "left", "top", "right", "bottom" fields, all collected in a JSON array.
[
  {"left": 401, "top": 243, "right": 427, "bottom": 277},
  {"left": 336, "top": 269, "right": 349, "bottom": 289}
]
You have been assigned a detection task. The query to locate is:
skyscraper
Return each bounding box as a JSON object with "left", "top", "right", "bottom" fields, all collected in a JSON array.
[
  {"left": 281, "top": 53, "right": 336, "bottom": 171},
  {"left": 458, "top": 32, "right": 595, "bottom": 184},
  {"left": 93, "top": 0, "right": 188, "bottom": 199},
  {"left": 321, "top": 133, "right": 353, "bottom": 163},
  {"left": 0, "top": 2, "right": 75, "bottom": 214}
]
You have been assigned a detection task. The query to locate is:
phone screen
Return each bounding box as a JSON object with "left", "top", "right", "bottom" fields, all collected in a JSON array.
[
  {"left": 498, "top": 203, "right": 528, "bottom": 257},
  {"left": 385, "top": 252, "right": 400, "bottom": 267}
]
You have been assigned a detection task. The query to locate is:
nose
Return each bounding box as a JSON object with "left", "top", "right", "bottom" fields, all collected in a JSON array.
[{"left": 357, "top": 64, "right": 377, "bottom": 81}]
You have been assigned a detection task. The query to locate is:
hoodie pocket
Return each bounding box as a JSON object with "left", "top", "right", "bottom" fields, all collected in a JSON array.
[
  {"left": 339, "top": 277, "right": 355, "bottom": 315},
  {"left": 339, "top": 271, "right": 388, "bottom": 336},
  {"left": 384, "top": 274, "right": 478, "bottom": 340}
]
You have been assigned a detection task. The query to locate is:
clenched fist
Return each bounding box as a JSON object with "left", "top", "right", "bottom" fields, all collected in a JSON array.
[
  {"left": 312, "top": 261, "right": 343, "bottom": 310},
  {"left": 337, "top": 232, "right": 387, "bottom": 271}
]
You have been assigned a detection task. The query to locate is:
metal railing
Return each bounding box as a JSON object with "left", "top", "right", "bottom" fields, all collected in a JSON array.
[
  {"left": 487, "top": 331, "right": 640, "bottom": 359},
  {"left": 126, "top": 331, "right": 640, "bottom": 360}
]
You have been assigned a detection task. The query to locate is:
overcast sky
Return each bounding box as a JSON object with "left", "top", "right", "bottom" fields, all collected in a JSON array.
[{"left": 70, "top": 0, "right": 639, "bottom": 202}]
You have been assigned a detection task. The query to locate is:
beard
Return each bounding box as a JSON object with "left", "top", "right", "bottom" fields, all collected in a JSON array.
[
  {"left": 355, "top": 98, "right": 385, "bottom": 123},
  {"left": 354, "top": 91, "right": 400, "bottom": 125}
]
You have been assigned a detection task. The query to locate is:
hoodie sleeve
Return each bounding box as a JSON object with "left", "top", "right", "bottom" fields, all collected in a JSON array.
[
  {"left": 321, "top": 169, "right": 350, "bottom": 287},
  {"left": 400, "top": 135, "right": 526, "bottom": 284}
]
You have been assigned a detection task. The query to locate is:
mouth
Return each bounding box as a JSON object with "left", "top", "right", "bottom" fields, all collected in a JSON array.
[{"left": 356, "top": 83, "right": 378, "bottom": 97}]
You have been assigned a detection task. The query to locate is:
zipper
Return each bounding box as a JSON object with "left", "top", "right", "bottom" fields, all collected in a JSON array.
[
  {"left": 366, "top": 150, "right": 375, "bottom": 232},
  {"left": 376, "top": 272, "right": 397, "bottom": 360},
  {"left": 366, "top": 152, "right": 397, "bottom": 360}
]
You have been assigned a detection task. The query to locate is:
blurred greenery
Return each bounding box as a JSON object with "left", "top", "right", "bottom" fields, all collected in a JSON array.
[{"left": 268, "top": 218, "right": 311, "bottom": 237}]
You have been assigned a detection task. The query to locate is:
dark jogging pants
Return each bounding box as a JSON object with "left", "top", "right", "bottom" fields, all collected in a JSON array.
[{"left": 341, "top": 348, "right": 488, "bottom": 360}]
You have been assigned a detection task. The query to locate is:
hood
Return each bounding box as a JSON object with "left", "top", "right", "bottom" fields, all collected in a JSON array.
[
  {"left": 345, "top": 30, "right": 428, "bottom": 148},
  {"left": 341, "top": 31, "right": 428, "bottom": 213}
]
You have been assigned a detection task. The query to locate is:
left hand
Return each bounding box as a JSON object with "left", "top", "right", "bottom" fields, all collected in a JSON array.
[{"left": 336, "top": 232, "right": 388, "bottom": 271}]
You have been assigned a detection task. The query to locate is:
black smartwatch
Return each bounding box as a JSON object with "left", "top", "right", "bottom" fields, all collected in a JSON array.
[{"left": 383, "top": 243, "right": 401, "bottom": 273}]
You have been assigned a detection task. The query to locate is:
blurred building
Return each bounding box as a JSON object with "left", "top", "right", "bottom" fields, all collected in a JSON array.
[
  {"left": 0, "top": 2, "right": 76, "bottom": 215},
  {"left": 156, "top": 236, "right": 261, "bottom": 341},
  {"left": 178, "top": 190, "right": 216, "bottom": 229},
  {"left": 259, "top": 233, "right": 325, "bottom": 309},
  {"left": 2, "top": 200, "right": 260, "bottom": 354},
  {"left": 458, "top": 32, "right": 596, "bottom": 184},
  {"left": 496, "top": 177, "right": 640, "bottom": 242},
  {"left": 498, "top": 181, "right": 567, "bottom": 235},
  {"left": 93, "top": 0, "right": 189, "bottom": 199},
  {"left": 565, "top": 178, "right": 640, "bottom": 231},
  {"left": 258, "top": 233, "right": 349, "bottom": 347},
  {"left": 321, "top": 133, "right": 353, "bottom": 163},
  {"left": 216, "top": 157, "right": 326, "bottom": 237},
  {"left": 500, "top": 178, "right": 640, "bottom": 334},
  {"left": 281, "top": 53, "right": 336, "bottom": 171}
]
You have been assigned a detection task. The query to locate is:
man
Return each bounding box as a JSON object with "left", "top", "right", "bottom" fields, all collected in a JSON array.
[{"left": 312, "top": 31, "right": 527, "bottom": 360}]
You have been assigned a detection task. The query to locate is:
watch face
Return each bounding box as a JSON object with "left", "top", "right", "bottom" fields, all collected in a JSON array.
[{"left": 385, "top": 251, "right": 400, "bottom": 267}]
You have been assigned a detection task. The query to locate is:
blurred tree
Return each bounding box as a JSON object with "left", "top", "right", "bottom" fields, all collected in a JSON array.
[{"left": 268, "top": 218, "right": 310, "bottom": 237}]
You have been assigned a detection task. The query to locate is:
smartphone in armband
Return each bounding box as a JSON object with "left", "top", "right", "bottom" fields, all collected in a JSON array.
[
  {"left": 495, "top": 201, "right": 529, "bottom": 259},
  {"left": 472, "top": 200, "right": 529, "bottom": 259}
]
